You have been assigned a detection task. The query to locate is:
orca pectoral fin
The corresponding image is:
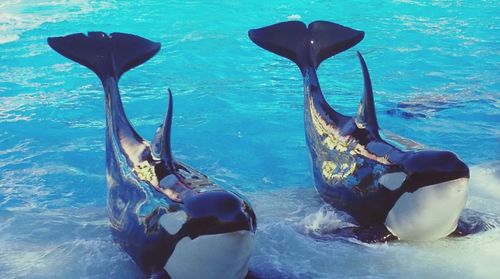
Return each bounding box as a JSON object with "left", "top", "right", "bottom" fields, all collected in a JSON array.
[
  {"left": 351, "top": 225, "right": 397, "bottom": 243},
  {"left": 306, "top": 224, "right": 396, "bottom": 243},
  {"left": 450, "top": 209, "right": 496, "bottom": 237}
]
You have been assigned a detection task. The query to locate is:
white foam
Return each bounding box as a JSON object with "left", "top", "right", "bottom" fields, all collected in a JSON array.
[
  {"left": 287, "top": 14, "right": 301, "bottom": 20},
  {"left": 0, "top": 0, "right": 112, "bottom": 45},
  {"left": 300, "top": 205, "right": 355, "bottom": 235},
  {"left": 1, "top": 163, "right": 499, "bottom": 278},
  {"left": 469, "top": 162, "right": 500, "bottom": 201},
  {"left": 249, "top": 163, "right": 500, "bottom": 278}
]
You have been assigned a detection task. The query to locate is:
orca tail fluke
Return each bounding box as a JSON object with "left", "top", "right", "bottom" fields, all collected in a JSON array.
[
  {"left": 355, "top": 51, "right": 380, "bottom": 135},
  {"left": 48, "top": 32, "right": 160, "bottom": 166},
  {"left": 308, "top": 21, "right": 365, "bottom": 68},
  {"left": 248, "top": 20, "right": 364, "bottom": 72},
  {"left": 248, "top": 21, "right": 309, "bottom": 70},
  {"left": 47, "top": 32, "right": 160, "bottom": 82}
]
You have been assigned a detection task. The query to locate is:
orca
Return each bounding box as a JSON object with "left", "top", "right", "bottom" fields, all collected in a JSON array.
[
  {"left": 48, "top": 32, "right": 256, "bottom": 278},
  {"left": 248, "top": 21, "right": 470, "bottom": 242}
]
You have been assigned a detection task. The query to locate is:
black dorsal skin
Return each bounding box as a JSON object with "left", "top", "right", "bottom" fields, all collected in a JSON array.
[
  {"left": 249, "top": 21, "right": 470, "bottom": 242},
  {"left": 48, "top": 32, "right": 256, "bottom": 277}
]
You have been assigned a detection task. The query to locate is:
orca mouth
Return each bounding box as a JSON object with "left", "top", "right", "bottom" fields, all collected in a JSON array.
[{"left": 385, "top": 177, "right": 469, "bottom": 241}]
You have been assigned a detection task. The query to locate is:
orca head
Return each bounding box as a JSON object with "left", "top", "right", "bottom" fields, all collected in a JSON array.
[
  {"left": 181, "top": 189, "right": 256, "bottom": 237},
  {"left": 382, "top": 150, "right": 469, "bottom": 241},
  {"left": 159, "top": 186, "right": 256, "bottom": 279}
]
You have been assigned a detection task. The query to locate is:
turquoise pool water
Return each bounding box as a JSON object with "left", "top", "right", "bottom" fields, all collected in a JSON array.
[{"left": 1, "top": 0, "right": 499, "bottom": 278}]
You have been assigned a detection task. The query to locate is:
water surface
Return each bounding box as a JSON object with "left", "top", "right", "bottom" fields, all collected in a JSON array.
[{"left": 1, "top": 1, "right": 499, "bottom": 278}]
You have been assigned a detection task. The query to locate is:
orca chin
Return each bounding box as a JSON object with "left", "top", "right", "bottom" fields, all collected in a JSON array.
[
  {"left": 385, "top": 178, "right": 469, "bottom": 241},
  {"left": 165, "top": 230, "right": 255, "bottom": 279}
]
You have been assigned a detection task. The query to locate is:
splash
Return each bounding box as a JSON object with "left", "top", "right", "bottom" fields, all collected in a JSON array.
[{"left": 300, "top": 205, "right": 355, "bottom": 235}]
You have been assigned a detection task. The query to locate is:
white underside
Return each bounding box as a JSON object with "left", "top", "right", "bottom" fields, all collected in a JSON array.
[
  {"left": 385, "top": 178, "right": 468, "bottom": 241},
  {"left": 165, "top": 230, "right": 254, "bottom": 279}
]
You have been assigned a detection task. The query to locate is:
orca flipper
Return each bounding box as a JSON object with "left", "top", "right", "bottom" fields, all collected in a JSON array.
[
  {"left": 451, "top": 209, "right": 497, "bottom": 237},
  {"left": 248, "top": 20, "right": 364, "bottom": 71},
  {"left": 352, "top": 225, "right": 397, "bottom": 243},
  {"left": 48, "top": 32, "right": 160, "bottom": 82}
]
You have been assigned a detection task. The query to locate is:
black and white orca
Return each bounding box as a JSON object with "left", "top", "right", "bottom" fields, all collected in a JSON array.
[
  {"left": 48, "top": 32, "right": 256, "bottom": 278},
  {"left": 248, "top": 21, "right": 470, "bottom": 242}
]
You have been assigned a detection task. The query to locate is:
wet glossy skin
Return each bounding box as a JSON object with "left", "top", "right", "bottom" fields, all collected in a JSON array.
[
  {"left": 104, "top": 74, "right": 256, "bottom": 276},
  {"left": 248, "top": 21, "right": 470, "bottom": 241},
  {"left": 303, "top": 67, "right": 398, "bottom": 225},
  {"left": 303, "top": 58, "right": 469, "bottom": 228},
  {"left": 48, "top": 32, "right": 256, "bottom": 277}
]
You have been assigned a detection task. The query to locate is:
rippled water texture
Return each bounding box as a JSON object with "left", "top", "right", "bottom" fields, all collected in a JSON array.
[{"left": 1, "top": 1, "right": 499, "bottom": 278}]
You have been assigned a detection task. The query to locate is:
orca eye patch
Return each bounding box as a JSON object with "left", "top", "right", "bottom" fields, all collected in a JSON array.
[{"left": 379, "top": 172, "right": 407, "bottom": 190}]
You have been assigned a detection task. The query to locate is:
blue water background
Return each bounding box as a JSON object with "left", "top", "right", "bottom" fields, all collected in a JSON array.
[{"left": 1, "top": 1, "right": 499, "bottom": 278}]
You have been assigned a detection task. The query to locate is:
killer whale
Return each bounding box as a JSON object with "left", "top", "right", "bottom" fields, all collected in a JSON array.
[
  {"left": 48, "top": 32, "right": 256, "bottom": 278},
  {"left": 248, "top": 21, "right": 470, "bottom": 242}
]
